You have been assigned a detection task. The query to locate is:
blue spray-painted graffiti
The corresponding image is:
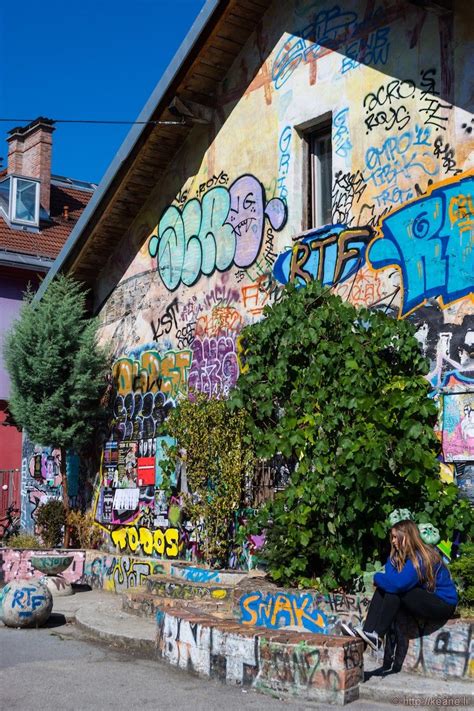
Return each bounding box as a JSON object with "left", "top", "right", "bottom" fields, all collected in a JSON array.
[
  {"left": 149, "top": 174, "right": 287, "bottom": 291},
  {"left": 170, "top": 565, "right": 221, "bottom": 583},
  {"left": 240, "top": 591, "right": 329, "bottom": 633},
  {"left": 272, "top": 6, "right": 358, "bottom": 90},
  {"left": 272, "top": 5, "right": 391, "bottom": 90},
  {"left": 341, "top": 27, "right": 390, "bottom": 74},
  {"left": 273, "top": 225, "right": 373, "bottom": 288},
  {"left": 333, "top": 108, "right": 352, "bottom": 159},
  {"left": 364, "top": 126, "right": 436, "bottom": 190},
  {"left": 368, "top": 173, "right": 474, "bottom": 315},
  {"left": 274, "top": 174, "right": 474, "bottom": 319}
]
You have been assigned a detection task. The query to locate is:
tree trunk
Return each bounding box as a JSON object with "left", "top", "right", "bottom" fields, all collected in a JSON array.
[{"left": 60, "top": 447, "right": 71, "bottom": 548}]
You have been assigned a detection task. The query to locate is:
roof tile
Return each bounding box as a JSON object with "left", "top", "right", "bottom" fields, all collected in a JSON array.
[{"left": 0, "top": 184, "right": 92, "bottom": 259}]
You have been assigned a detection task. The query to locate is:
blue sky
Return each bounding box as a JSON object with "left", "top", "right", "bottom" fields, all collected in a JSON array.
[{"left": 0, "top": 0, "right": 206, "bottom": 184}]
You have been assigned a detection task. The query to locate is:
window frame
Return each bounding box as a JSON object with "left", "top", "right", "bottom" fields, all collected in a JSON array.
[
  {"left": 10, "top": 175, "right": 40, "bottom": 227},
  {"left": 301, "top": 118, "right": 333, "bottom": 231}
]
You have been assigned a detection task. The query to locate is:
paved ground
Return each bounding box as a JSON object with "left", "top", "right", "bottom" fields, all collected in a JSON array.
[
  {"left": 0, "top": 621, "right": 395, "bottom": 711},
  {"left": 1, "top": 588, "right": 471, "bottom": 710}
]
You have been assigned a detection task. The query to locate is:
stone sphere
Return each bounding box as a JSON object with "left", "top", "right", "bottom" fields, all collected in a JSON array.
[
  {"left": 39, "top": 574, "right": 73, "bottom": 597},
  {"left": 0, "top": 579, "right": 53, "bottom": 628}
]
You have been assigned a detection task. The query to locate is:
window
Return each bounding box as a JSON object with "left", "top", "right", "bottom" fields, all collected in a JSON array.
[
  {"left": 0, "top": 175, "right": 40, "bottom": 227},
  {"left": 12, "top": 177, "right": 40, "bottom": 225},
  {"left": 310, "top": 124, "right": 332, "bottom": 228}
]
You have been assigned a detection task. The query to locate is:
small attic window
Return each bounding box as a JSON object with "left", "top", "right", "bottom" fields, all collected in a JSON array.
[
  {"left": 12, "top": 177, "right": 40, "bottom": 225},
  {"left": 0, "top": 175, "right": 40, "bottom": 227}
]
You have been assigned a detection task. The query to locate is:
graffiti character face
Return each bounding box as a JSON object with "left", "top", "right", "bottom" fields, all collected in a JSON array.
[
  {"left": 227, "top": 176, "right": 265, "bottom": 268},
  {"left": 227, "top": 175, "right": 287, "bottom": 268}
]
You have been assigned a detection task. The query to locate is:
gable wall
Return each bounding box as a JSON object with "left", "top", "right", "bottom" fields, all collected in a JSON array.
[{"left": 91, "top": 0, "right": 474, "bottom": 553}]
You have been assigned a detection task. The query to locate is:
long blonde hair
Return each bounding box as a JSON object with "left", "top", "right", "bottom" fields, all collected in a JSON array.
[{"left": 390, "top": 520, "right": 441, "bottom": 592}]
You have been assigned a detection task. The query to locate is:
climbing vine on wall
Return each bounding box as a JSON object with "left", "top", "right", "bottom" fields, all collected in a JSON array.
[
  {"left": 230, "top": 280, "right": 473, "bottom": 589},
  {"left": 162, "top": 393, "right": 254, "bottom": 566}
]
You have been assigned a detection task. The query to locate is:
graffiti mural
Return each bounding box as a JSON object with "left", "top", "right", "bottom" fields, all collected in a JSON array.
[
  {"left": 273, "top": 225, "right": 373, "bottom": 288},
  {"left": 442, "top": 393, "right": 474, "bottom": 462},
  {"left": 110, "top": 525, "right": 179, "bottom": 558},
  {"left": 1, "top": 549, "right": 85, "bottom": 584},
  {"left": 83, "top": 552, "right": 165, "bottom": 592},
  {"left": 188, "top": 334, "right": 239, "bottom": 397},
  {"left": 368, "top": 174, "right": 474, "bottom": 316},
  {"left": 148, "top": 174, "right": 287, "bottom": 290},
  {"left": 85, "top": 0, "right": 474, "bottom": 560},
  {"left": 240, "top": 591, "right": 329, "bottom": 633}
]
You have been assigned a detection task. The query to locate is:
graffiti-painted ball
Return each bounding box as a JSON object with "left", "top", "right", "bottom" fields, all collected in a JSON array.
[{"left": 0, "top": 579, "right": 53, "bottom": 628}]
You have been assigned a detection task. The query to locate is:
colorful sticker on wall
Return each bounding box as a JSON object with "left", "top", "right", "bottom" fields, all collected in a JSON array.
[
  {"left": 454, "top": 462, "right": 474, "bottom": 504},
  {"left": 442, "top": 393, "right": 474, "bottom": 461},
  {"left": 137, "top": 457, "right": 155, "bottom": 487}
]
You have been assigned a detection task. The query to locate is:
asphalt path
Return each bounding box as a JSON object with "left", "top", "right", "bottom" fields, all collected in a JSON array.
[{"left": 0, "top": 620, "right": 393, "bottom": 711}]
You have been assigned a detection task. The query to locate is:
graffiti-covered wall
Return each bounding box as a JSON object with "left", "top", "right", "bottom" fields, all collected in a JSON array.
[{"left": 92, "top": 0, "right": 474, "bottom": 556}]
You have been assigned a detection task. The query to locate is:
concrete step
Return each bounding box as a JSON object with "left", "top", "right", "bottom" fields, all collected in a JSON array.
[
  {"left": 145, "top": 573, "right": 234, "bottom": 609},
  {"left": 75, "top": 597, "right": 156, "bottom": 655},
  {"left": 122, "top": 588, "right": 232, "bottom": 620},
  {"left": 360, "top": 667, "right": 474, "bottom": 706},
  {"left": 169, "top": 561, "right": 262, "bottom": 586}
]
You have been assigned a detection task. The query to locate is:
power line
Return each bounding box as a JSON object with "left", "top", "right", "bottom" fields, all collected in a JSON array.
[{"left": 0, "top": 118, "right": 186, "bottom": 126}]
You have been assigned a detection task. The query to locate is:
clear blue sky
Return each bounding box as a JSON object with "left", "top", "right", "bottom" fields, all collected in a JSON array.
[{"left": 0, "top": 0, "right": 206, "bottom": 184}]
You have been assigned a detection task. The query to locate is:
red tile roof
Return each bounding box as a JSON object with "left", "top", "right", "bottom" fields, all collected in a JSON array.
[{"left": 0, "top": 181, "right": 93, "bottom": 260}]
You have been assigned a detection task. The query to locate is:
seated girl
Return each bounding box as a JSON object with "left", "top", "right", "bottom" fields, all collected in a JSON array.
[{"left": 341, "top": 519, "right": 457, "bottom": 651}]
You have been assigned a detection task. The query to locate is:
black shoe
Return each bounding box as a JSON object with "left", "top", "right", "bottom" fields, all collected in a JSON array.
[
  {"left": 354, "top": 627, "right": 384, "bottom": 652},
  {"left": 340, "top": 621, "right": 358, "bottom": 638}
]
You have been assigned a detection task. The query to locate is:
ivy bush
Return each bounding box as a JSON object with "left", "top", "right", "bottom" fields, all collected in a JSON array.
[
  {"left": 162, "top": 393, "right": 254, "bottom": 567},
  {"left": 229, "top": 280, "right": 473, "bottom": 589}
]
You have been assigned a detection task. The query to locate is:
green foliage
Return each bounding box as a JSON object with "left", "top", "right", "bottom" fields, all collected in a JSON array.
[
  {"left": 162, "top": 393, "right": 254, "bottom": 566},
  {"left": 7, "top": 533, "right": 44, "bottom": 549},
  {"left": 4, "top": 275, "right": 110, "bottom": 451},
  {"left": 35, "top": 500, "right": 66, "bottom": 547},
  {"left": 450, "top": 542, "right": 474, "bottom": 611},
  {"left": 229, "top": 280, "right": 473, "bottom": 589}
]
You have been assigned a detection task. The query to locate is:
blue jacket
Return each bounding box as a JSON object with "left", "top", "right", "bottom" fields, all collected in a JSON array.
[{"left": 374, "top": 556, "right": 458, "bottom": 606}]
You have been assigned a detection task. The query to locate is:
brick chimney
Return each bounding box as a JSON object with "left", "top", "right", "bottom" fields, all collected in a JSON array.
[{"left": 7, "top": 117, "right": 55, "bottom": 213}]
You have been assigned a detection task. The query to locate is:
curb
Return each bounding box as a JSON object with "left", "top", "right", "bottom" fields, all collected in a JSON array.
[
  {"left": 359, "top": 675, "right": 474, "bottom": 706},
  {"left": 75, "top": 602, "right": 156, "bottom": 656}
]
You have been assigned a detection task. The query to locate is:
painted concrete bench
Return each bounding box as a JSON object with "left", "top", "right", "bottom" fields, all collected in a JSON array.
[
  {"left": 233, "top": 584, "right": 473, "bottom": 681},
  {"left": 156, "top": 605, "right": 364, "bottom": 705}
]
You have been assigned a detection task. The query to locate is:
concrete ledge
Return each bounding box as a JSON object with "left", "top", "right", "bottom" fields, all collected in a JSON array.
[
  {"left": 146, "top": 574, "right": 234, "bottom": 610},
  {"left": 360, "top": 666, "right": 474, "bottom": 705},
  {"left": 123, "top": 588, "right": 231, "bottom": 619},
  {"left": 75, "top": 599, "right": 156, "bottom": 655},
  {"left": 156, "top": 606, "right": 364, "bottom": 705},
  {"left": 383, "top": 612, "right": 474, "bottom": 680}
]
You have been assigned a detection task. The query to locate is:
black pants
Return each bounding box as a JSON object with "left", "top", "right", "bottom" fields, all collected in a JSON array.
[{"left": 363, "top": 587, "right": 456, "bottom": 637}]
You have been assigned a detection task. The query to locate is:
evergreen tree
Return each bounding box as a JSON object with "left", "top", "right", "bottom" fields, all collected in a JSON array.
[{"left": 4, "top": 276, "right": 110, "bottom": 541}]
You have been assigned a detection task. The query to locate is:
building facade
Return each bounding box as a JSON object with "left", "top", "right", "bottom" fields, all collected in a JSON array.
[
  {"left": 0, "top": 118, "right": 95, "bottom": 524},
  {"left": 38, "top": 0, "right": 473, "bottom": 557}
]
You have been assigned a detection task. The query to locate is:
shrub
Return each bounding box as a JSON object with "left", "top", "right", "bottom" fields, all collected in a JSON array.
[
  {"left": 36, "top": 500, "right": 66, "bottom": 547},
  {"left": 450, "top": 542, "right": 474, "bottom": 613},
  {"left": 230, "top": 280, "right": 473, "bottom": 589},
  {"left": 162, "top": 393, "right": 254, "bottom": 567},
  {"left": 66, "top": 510, "right": 103, "bottom": 549},
  {"left": 7, "top": 533, "right": 43, "bottom": 549}
]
